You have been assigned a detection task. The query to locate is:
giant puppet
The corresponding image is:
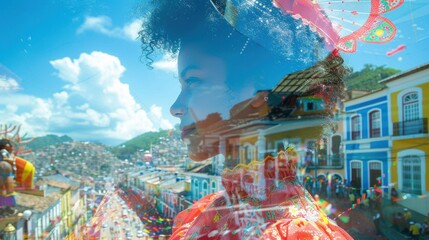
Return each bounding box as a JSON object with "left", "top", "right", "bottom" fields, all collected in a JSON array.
[{"left": 0, "top": 124, "right": 35, "bottom": 210}]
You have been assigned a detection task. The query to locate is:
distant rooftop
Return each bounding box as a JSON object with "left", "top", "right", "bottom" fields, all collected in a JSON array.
[{"left": 379, "top": 62, "right": 429, "bottom": 83}]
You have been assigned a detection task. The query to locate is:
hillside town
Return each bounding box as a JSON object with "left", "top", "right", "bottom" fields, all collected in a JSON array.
[{"left": 1, "top": 63, "right": 429, "bottom": 239}]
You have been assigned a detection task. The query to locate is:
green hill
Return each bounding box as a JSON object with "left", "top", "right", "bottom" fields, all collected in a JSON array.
[
  {"left": 112, "top": 130, "right": 170, "bottom": 159},
  {"left": 25, "top": 134, "right": 73, "bottom": 151},
  {"left": 345, "top": 64, "right": 400, "bottom": 92}
]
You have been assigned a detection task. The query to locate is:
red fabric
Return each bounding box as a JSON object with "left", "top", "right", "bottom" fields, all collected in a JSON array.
[
  {"left": 170, "top": 153, "right": 353, "bottom": 239},
  {"left": 15, "top": 156, "right": 35, "bottom": 188}
]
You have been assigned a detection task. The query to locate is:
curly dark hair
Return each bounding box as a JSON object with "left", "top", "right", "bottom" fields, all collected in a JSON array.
[
  {"left": 138, "top": 1, "right": 222, "bottom": 67},
  {"left": 138, "top": 0, "right": 326, "bottom": 68}
]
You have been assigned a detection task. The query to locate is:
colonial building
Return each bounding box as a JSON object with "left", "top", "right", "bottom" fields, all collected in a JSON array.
[
  {"left": 382, "top": 63, "right": 429, "bottom": 214},
  {"left": 344, "top": 89, "right": 390, "bottom": 194},
  {"left": 189, "top": 173, "right": 223, "bottom": 201}
]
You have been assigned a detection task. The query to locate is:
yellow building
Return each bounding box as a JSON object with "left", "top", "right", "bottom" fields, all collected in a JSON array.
[
  {"left": 233, "top": 117, "right": 345, "bottom": 179},
  {"left": 383, "top": 64, "right": 429, "bottom": 214},
  {"left": 216, "top": 57, "right": 348, "bottom": 191},
  {"left": 41, "top": 175, "right": 83, "bottom": 239}
]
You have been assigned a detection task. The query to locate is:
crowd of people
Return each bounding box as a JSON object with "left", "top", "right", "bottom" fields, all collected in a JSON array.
[
  {"left": 303, "top": 175, "right": 359, "bottom": 201},
  {"left": 392, "top": 208, "right": 429, "bottom": 239}
]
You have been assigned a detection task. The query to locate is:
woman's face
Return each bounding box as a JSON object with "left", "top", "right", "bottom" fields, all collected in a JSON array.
[{"left": 170, "top": 43, "right": 255, "bottom": 161}]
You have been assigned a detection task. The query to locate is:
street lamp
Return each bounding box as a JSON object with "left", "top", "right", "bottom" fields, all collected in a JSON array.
[{"left": 23, "top": 210, "right": 33, "bottom": 238}]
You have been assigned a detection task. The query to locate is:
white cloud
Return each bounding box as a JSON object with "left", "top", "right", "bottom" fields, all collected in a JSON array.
[
  {"left": 1, "top": 51, "right": 174, "bottom": 144},
  {"left": 123, "top": 19, "right": 143, "bottom": 40},
  {"left": 50, "top": 58, "right": 80, "bottom": 83},
  {"left": 77, "top": 16, "right": 142, "bottom": 41},
  {"left": 77, "top": 16, "right": 111, "bottom": 34},
  {"left": 0, "top": 75, "right": 20, "bottom": 91},
  {"left": 53, "top": 91, "right": 69, "bottom": 107},
  {"left": 0, "top": 94, "right": 52, "bottom": 137},
  {"left": 152, "top": 55, "right": 178, "bottom": 74},
  {"left": 150, "top": 104, "right": 174, "bottom": 129},
  {"left": 85, "top": 108, "right": 110, "bottom": 127}
]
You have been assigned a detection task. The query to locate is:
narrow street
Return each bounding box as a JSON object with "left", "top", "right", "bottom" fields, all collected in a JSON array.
[{"left": 83, "top": 190, "right": 148, "bottom": 239}]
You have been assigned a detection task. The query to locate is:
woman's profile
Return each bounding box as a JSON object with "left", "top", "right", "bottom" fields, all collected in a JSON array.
[{"left": 138, "top": 0, "right": 355, "bottom": 239}]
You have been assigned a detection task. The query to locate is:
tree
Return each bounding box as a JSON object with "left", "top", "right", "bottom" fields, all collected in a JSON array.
[{"left": 345, "top": 64, "right": 400, "bottom": 92}]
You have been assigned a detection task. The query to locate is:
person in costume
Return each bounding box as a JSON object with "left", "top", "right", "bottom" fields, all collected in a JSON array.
[
  {"left": 138, "top": 0, "right": 401, "bottom": 239},
  {"left": 0, "top": 138, "right": 35, "bottom": 209}
]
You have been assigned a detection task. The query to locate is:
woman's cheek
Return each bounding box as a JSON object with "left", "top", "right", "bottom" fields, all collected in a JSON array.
[{"left": 189, "top": 90, "right": 231, "bottom": 121}]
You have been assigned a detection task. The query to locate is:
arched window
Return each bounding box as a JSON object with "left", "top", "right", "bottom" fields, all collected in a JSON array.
[
  {"left": 402, "top": 92, "right": 419, "bottom": 121},
  {"left": 211, "top": 181, "right": 217, "bottom": 193},
  {"left": 351, "top": 115, "right": 361, "bottom": 140},
  {"left": 397, "top": 90, "right": 424, "bottom": 135},
  {"left": 202, "top": 180, "right": 209, "bottom": 197},
  {"left": 369, "top": 110, "right": 381, "bottom": 138},
  {"left": 193, "top": 179, "right": 199, "bottom": 200}
]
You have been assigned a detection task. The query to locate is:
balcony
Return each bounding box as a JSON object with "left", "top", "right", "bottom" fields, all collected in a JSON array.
[
  {"left": 306, "top": 154, "right": 344, "bottom": 169},
  {"left": 393, "top": 118, "right": 428, "bottom": 136}
]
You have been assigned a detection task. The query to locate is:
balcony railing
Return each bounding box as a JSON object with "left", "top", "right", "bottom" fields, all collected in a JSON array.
[
  {"left": 393, "top": 118, "right": 428, "bottom": 136},
  {"left": 306, "top": 154, "right": 344, "bottom": 169}
]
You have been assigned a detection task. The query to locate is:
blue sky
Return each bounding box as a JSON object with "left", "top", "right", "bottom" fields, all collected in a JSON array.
[{"left": 0, "top": 0, "right": 428, "bottom": 145}]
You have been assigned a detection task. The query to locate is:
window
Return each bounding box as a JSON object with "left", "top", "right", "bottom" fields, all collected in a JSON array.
[
  {"left": 369, "top": 110, "right": 381, "bottom": 138},
  {"left": 397, "top": 90, "right": 424, "bottom": 135},
  {"left": 369, "top": 161, "right": 382, "bottom": 188},
  {"left": 305, "top": 140, "right": 316, "bottom": 166},
  {"left": 211, "top": 181, "right": 216, "bottom": 193},
  {"left": 351, "top": 115, "right": 361, "bottom": 140},
  {"left": 331, "top": 135, "right": 341, "bottom": 166},
  {"left": 317, "top": 138, "right": 327, "bottom": 166},
  {"left": 402, "top": 155, "right": 422, "bottom": 194},
  {"left": 351, "top": 161, "right": 362, "bottom": 191},
  {"left": 193, "top": 180, "right": 199, "bottom": 200},
  {"left": 202, "top": 180, "right": 209, "bottom": 197},
  {"left": 243, "top": 145, "right": 252, "bottom": 163},
  {"left": 403, "top": 92, "right": 419, "bottom": 121}
]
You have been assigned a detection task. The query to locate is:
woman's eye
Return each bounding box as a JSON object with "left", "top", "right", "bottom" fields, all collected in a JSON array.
[{"left": 185, "top": 77, "right": 203, "bottom": 88}]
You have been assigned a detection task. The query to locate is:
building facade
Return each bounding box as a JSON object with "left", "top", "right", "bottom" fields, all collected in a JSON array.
[
  {"left": 344, "top": 89, "right": 390, "bottom": 194},
  {"left": 384, "top": 64, "right": 429, "bottom": 214}
]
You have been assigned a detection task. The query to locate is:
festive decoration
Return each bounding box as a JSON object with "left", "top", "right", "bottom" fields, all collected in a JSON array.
[
  {"left": 171, "top": 151, "right": 353, "bottom": 239},
  {"left": 211, "top": 0, "right": 404, "bottom": 54},
  {"left": 0, "top": 124, "right": 35, "bottom": 209},
  {"left": 387, "top": 44, "right": 406, "bottom": 56}
]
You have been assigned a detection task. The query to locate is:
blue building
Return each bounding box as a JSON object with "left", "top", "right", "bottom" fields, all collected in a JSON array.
[
  {"left": 344, "top": 89, "right": 390, "bottom": 194},
  {"left": 190, "top": 173, "right": 223, "bottom": 201}
]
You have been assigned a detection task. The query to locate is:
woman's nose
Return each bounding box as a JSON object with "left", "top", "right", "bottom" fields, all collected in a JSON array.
[{"left": 170, "top": 93, "right": 187, "bottom": 118}]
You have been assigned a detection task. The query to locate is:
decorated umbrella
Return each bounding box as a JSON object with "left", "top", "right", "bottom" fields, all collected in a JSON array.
[{"left": 210, "top": 0, "right": 403, "bottom": 55}]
